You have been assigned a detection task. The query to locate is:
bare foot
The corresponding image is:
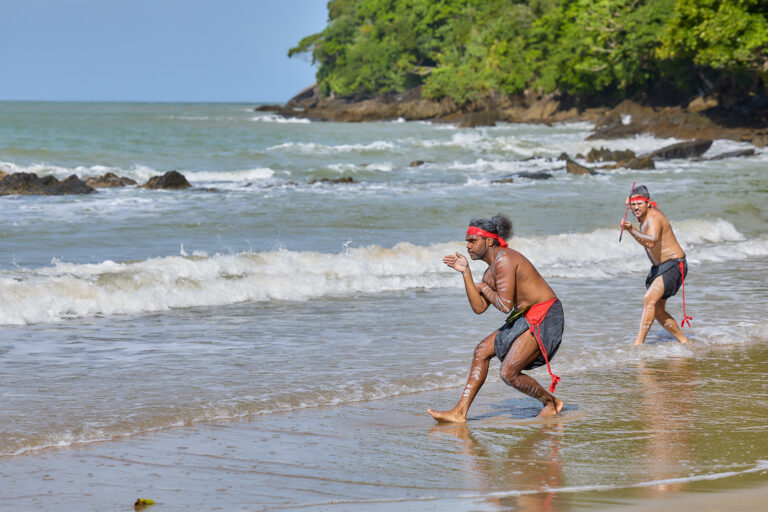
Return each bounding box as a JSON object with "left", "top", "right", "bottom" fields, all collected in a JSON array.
[
  {"left": 678, "top": 336, "right": 689, "bottom": 344},
  {"left": 633, "top": 339, "right": 645, "bottom": 346},
  {"left": 536, "top": 397, "right": 564, "bottom": 418},
  {"left": 428, "top": 408, "right": 467, "bottom": 423}
]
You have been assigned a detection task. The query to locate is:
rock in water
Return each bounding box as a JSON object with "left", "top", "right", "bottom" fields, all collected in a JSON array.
[
  {"left": 648, "top": 140, "right": 713, "bottom": 159},
  {"left": 141, "top": 171, "right": 191, "bottom": 189},
  {"left": 0, "top": 172, "right": 96, "bottom": 196}
]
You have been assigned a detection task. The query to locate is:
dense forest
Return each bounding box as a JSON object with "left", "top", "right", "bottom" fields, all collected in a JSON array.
[{"left": 289, "top": 0, "right": 768, "bottom": 106}]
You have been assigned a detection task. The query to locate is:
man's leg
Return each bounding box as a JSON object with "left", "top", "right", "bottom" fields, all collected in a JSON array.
[
  {"left": 499, "top": 330, "right": 563, "bottom": 417},
  {"left": 428, "top": 331, "right": 497, "bottom": 423},
  {"left": 634, "top": 277, "right": 665, "bottom": 345},
  {"left": 654, "top": 298, "right": 689, "bottom": 343}
]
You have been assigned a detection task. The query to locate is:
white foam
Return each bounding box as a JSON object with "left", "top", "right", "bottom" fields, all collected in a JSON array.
[
  {"left": 267, "top": 140, "right": 396, "bottom": 153},
  {"left": 1, "top": 219, "right": 762, "bottom": 326},
  {"left": 183, "top": 168, "right": 275, "bottom": 182},
  {"left": 250, "top": 114, "right": 310, "bottom": 124},
  {"left": 327, "top": 162, "right": 394, "bottom": 172}
]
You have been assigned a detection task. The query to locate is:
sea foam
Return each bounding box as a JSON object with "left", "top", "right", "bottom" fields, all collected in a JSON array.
[{"left": 0, "top": 219, "right": 763, "bottom": 326}]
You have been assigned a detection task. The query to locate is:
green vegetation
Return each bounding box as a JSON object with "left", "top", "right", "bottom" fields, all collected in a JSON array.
[{"left": 289, "top": 0, "right": 768, "bottom": 104}]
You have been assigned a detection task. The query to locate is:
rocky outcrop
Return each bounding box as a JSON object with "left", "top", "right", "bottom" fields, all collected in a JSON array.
[
  {"left": 0, "top": 173, "right": 95, "bottom": 196},
  {"left": 84, "top": 172, "right": 137, "bottom": 188},
  {"left": 272, "top": 86, "right": 768, "bottom": 146},
  {"left": 140, "top": 171, "right": 191, "bottom": 190},
  {"left": 586, "top": 147, "right": 637, "bottom": 163},
  {"left": 647, "top": 140, "right": 713, "bottom": 159}
]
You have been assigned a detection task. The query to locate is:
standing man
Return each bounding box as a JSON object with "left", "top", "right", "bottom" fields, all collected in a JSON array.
[
  {"left": 428, "top": 214, "right": 564, "bottom": 422},
  {"left": 621, "top": 185, "right": 691, "bottom": 345}
]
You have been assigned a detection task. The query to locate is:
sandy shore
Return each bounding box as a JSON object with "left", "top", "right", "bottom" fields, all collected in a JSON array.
[{"left": 3, "top": 355, "right": 767, "bottom": 512}]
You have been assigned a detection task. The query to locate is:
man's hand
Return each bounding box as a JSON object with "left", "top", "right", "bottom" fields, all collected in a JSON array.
[
  {"left": 621, "top": 219, "right": 633, "bottom": 231},
  {"left": 443, "top": 252, "right": 469, "bottom": 274}
]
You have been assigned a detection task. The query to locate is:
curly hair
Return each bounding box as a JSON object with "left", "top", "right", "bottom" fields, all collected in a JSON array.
[{"left": 468, "top": 213, "right": 513, "bottom": 245}]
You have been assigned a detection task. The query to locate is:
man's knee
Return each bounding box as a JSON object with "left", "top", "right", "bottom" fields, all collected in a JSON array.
[
  {"left": 643, "top": 293, "right": 658, "bottom": 308},
  {"left": 474, "top": 339, "right": 495, "bottom": 360},
  {"left": 499, "top": 365, "right": 521, "bottom": 387}
]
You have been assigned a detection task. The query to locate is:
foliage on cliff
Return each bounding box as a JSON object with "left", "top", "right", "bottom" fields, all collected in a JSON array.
[{"left": 289, "top": 0, "right": 768, "bottom": 104}]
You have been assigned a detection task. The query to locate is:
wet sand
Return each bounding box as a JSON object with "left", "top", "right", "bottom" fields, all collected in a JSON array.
[{"left": 2, "top": 339, "right": 767, "bottom": 511}]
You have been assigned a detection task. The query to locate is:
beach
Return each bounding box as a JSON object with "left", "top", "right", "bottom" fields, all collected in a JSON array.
[
  {"left": 3, "top": 341, "right": 767, "bottom": 510},
  {"left": 1, "top": 102, "right": 767, "bottom": 510}
]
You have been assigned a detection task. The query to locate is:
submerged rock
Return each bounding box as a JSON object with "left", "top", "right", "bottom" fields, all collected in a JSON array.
[
  {"left": 706, "top": 149, "right": 756, "bottom": 160},
  {"left": 140, "top": 170, "right": 191, "bottom": 190},
  {"left": 516, "top": 171, "right": 553, "bottom": 180},
  {"left": 308, "top": 176, "right": 355, "bottom": 185},
  {"left": 0, "top": 172, "right": 95, "bottom": 196}
]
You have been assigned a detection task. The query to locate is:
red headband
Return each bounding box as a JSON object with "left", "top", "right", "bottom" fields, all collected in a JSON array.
[
  {"left": 630, "top": 196, "right": 657, "bottom": 207},
  {"left": 466, "top": 226, "right": 508, "bottom": 247}
]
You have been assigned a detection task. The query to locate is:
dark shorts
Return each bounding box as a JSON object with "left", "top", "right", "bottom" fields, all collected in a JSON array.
[
  {"left": 494, "top": 299, "right": 564, "bottom": 370},
  {"left": 646, "top": 257, "right": 687, "bottom": 299}
]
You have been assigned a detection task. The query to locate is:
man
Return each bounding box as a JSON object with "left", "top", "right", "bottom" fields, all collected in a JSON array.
[
  {"left": 428, "top": 214, "right": 564, "bottom": 422},
  {"left": 621, "top": 185, "right": 691, "bottom": 345}
]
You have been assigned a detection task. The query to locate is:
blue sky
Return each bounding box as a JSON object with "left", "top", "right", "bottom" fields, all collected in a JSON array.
[{"left": 0, "top": 1, "right": 329, "bottom": 102}]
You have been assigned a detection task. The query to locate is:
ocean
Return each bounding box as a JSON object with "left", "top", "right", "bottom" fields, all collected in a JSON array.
[{"left": 1, "top": 101, "right": 767, "bottom": 510}]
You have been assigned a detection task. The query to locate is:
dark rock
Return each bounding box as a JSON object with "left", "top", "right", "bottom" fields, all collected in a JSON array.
[
  {"left": 409, "top": 160, "right": 425, "bottom": 167},
  {"left": 516, "top": 171, "right": 553, "bottom": 180},
  {"left": 586, "top": 147, "right": 637, "bottom": 163},
  {"left": 254, "top": 105, "right": 282, "bottom": 112},
  {"left": 586, "top": 122, "right": 644, "bottom": 140},
  {"left": 706, "top": 149, "right": 756, "bottom": 160},
  {"left": 140, "top": 170, "right": 191, "bottom": 190},
  {"left": 560, "top": 154, "right": 596, "bottom": 175},
  {"left": 491, "top": 177, "right": 515, "bottom": 184},
  {"left": 648, "top": 140, "right": 713, "bottom": 159},
  {"left": 308, "top": 176, "right": 355, "bottom": 185},
  {"left": 0, "top": 172, "right": 96, "bottom": 196},
  {"left": 459, "top": 111, "right": 497, "bottom": 128},
  {"left": 566, "top": 160, "right": 595, "bottom": 175},
  {"left": 622, "top": 156, "right": 655, "bottom": 169},
  {"left": 284, "top": 84, "right": 322, "bottom": 110},
  {"left": 594, "top": 111, "right": 623, "bottom": 131},
  {"left": 84, "top": 172, "right": 137, "bottom": 188},
  {"left": 751, "top": 135, "right": 768, "bottom": 148}
]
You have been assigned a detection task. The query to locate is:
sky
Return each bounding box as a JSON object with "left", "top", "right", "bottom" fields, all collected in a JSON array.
[{"left": 0, "top": 0, "right": 329, "bottom": 103}]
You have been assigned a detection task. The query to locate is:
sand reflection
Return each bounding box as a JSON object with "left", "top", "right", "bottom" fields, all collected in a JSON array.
[
  {"left": 636, "top": 358, "right": 695, "bottom": 497},
  {"left": 430, "top": 420, "right": 567, "bottom": 511}
]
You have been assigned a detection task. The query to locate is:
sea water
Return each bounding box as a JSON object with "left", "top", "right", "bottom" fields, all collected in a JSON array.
[{"left": 1, "top": 102, "right": 767, "bottom": 505}]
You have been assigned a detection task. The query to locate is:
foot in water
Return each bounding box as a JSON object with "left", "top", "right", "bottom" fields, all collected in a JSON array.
[
  {"left": 536, "top": 397, "right": 564, "bottom": 417},
  {"left": 428, "top": 408, "right": 467, "bottom": 423}
]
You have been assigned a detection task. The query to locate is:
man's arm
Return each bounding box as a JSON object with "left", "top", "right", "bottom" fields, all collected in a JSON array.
[
  {"left": 443, "top": 252, "right": 490, "bottom": 314},
  {"left": 476, "top": 253, "right": 515, "bottom": 314},
  {"left": 623, "top": 217, "right": 660, "bottom": 249}
]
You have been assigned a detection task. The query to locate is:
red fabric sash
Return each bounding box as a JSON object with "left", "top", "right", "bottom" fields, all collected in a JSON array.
[
  {"left": 679, "top": 261, "right": 692, "bottom": 327},
  {"left": 524, "top": 298, "right": 561, "bottom": 393},
  {"left": 466, "top": 226, "right": 508, "bottom": 247}
]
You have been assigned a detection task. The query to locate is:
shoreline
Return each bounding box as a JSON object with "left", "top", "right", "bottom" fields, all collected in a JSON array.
[
  {"left": 262, "top": 85, "right": 768, "bottom": 147},
  {"left": 3, "top": 361, "right": 767, "bottom": 511}
]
